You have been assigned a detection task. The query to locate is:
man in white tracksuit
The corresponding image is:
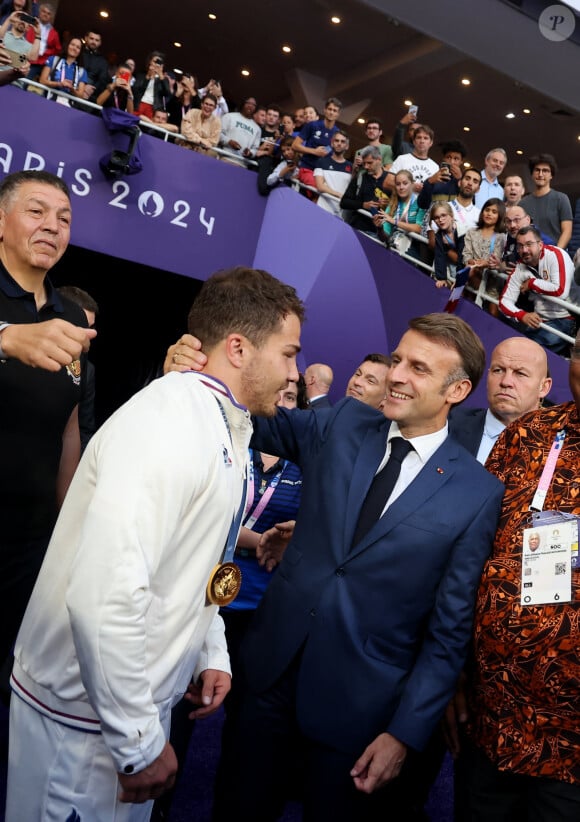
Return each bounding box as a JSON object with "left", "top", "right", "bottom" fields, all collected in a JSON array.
[{"left": 6, "top": 266, "right": 303, "bottom": 821}]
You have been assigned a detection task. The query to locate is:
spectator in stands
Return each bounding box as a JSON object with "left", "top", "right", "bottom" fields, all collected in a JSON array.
[
  {"left": 26, "top": 2, "right": 59, "bottom": 81},
  {"left": 147, "top": 108, "right": 179, "bottom": 134},
  {"left": 132, "top": 51, "right": 171, "bottom": 118},
  {"left": 375, "top": 170, "right": 425, "bottom": 254},
  {"left": 40, "top": 36, "right": 88, "bottom": 104},
  {"left": 448, "top": 168, "right": 481, "bottom": 237},
  {"left": 463, "top": 198, "right": 506, "bottom": 315},
  {"left": 96, "top": 62, "right": 134, "bottom": 112},
  {"left": 265, "top": 137, "right": 299, "bottom": 190},
  {"left": 253, "top": 105, "right": 266, "bottom": 129},
  {"left": 180, "top": 92, "right": 221, "bottom": 152},
  {"left": 219, "top": 96, "right": 261, "bottom": 164},
  {"left": 354, "top": 119, "right": 393, "bottom": 170},
  {"left": 293, "top": 107, "right": 305, "bottom": 129},
  {"left": 430, "top": 202, "right": 464, "bottom": 288},
  {"left": 417, "top": 139, "right": 467, "bottom": 212},
  {"left": 81, "top": 30, "right": 108, "bottom": 103},
  {"left": 199, "top": 78, "right": 228, "bottom": 118},
  {"left": 384, "top": 125, "right": 439, "bottom": 194},
  {"left": 520, "top": 153, "right": 573, "bottom": 248},
  {"left": 499, "top": 225, "right": 574, "bottom": 355},
  {"left": 303, "top": 104, "right": 318, "bottom": 122},
  {"left": 503, "top": 174, "right": 526, "bottom": 205},
  {"left": 255, "top": 105, "right": 281, "bottom": 164},
  {"left": 490, "top": 204, "right": 551, "bottom": 276},
  {"left": 0, "top": 0, "right": 28, "bottom": 26},
  {"left": 166, "top": 73, "right": 200, "bottom": 127},
  {"left": 314, "top": 131, "right": 353, "bottom": 217},
  {"left": 0, "top": 9, "right": 40, "bottom": 64},
  {"left": 392, "top": 107, "right": 420, "bottom": 159},
  {"left": 475, "top": 147, "right": 507, "bottom": 207},
  {"left": 340, "top": 145, "right": 388, "bottom": 234},
  {"left": 279, "top": 112, "right": 297, "bottom": 138},
  {"left": 0, "top": 39, "right": 31, "bottom": 82},
  {"left": 293, "top": 97, "right": 342, "bottom": 194}
]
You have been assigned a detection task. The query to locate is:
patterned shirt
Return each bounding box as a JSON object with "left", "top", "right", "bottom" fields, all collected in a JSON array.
[{"left": 468, "top": 402, "right": 580, "bottom": 784}]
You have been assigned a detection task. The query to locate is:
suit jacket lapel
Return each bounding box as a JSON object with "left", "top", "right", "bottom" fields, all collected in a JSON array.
[
  {"left": 344, "top": 424, "right": 388, "bottom": 549},
  {"left": 346, "top": 436, "right": 460, "bottom": 562}
]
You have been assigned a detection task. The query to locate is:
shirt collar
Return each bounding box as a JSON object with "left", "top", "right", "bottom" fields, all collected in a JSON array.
[
  {"left": 387, "top": 420, "right": 448, "bottom": 464},
  {"left": 484, "top": 408, "right": 506, "bottom": 440}
]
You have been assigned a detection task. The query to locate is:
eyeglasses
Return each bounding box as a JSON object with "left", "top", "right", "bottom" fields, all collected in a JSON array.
[{"left": 516, "top": 241, "right": 539, "bottom": 251}]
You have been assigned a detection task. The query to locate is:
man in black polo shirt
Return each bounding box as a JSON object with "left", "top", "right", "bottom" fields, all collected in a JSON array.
[{"left": 0, "top": 170, "right": 96, "bottom": 668}]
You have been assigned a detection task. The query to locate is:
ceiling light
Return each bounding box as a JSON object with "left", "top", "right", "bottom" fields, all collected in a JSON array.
[
  {"left": 404, "top": 99, "right": 413, "bottom": 107},
  {"left": 282, "top": 45, "right": 291, "bottom": 53},
  {"left": 523, "top": 108, "right": 531, "bottom": 114},
  {"left": 357, "top": 118, "right": 365, "bottom": 124},
  {"left": 506, "top": 112, "right": 515, "bottom": 119},
  {"left": 463, "top": 126, "right": 470, "bottom": 132},
  {"left": 99, "top": 10, "right": 109, "bottom": 18},
  {"left": 241, "top": 69, "right": 250, "bottom": 77},
  {"left": 516, "top": 149, "right": 523, "bottom": 155},
  {"left": 174, "top": 42, "right": 182, "bottom": 48},
  {"left": 461, "top": 78, "right": 471, "bottom": 86},
  {"left": 208, "top": 13, "right": 217, "bottom": 20},
  {"left": 463, "top": 162, "right": 471, "bottom": 168},
  {"left": 331, "top": 16, "right": 341, "bottom": 24}
]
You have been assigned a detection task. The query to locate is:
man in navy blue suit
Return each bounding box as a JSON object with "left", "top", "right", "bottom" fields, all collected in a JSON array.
[
  {"left": 450, "top": 336, "right": 551, "bottom": 463},
  {"left": 304, "top": 361, "right": 334, "bottom": 408},
  {"left": 167, "top": 313, "right": 504, "bottom": 821}
]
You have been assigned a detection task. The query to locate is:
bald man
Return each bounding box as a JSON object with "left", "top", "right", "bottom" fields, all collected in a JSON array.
[
  {"left": 304, "top": 362, "right": 334, "bottom": 408},
  {"left": 450, "top": 336, "right": 551, "bottom": 463}
]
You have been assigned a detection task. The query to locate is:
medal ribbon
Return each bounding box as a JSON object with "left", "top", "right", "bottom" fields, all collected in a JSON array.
[
  {"left": 529, "top": 429, "right": 566, "bottom": 512},
  {"left": 212, "top": 395, "right": 248, "bottom": 564}
]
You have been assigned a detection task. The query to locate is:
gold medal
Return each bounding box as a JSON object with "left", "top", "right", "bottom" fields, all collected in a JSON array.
[{"left": 206, "top": 562, "right": 242, "bottom": 606}]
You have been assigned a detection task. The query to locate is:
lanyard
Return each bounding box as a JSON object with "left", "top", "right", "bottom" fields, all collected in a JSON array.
[
  {"left": 244, "top": 452, "right": 286, "bottom": 529},
  {"left": 530, "top": 430, "right": 566, "bottom": 511}
]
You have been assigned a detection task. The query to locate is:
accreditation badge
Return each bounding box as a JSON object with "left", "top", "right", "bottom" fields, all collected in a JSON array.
[
  {"left": 521, "top": 511, "right": 577, "bottom": 605},
  {"left": 206, "top": 562, "right": 242, "bottom": 606}
]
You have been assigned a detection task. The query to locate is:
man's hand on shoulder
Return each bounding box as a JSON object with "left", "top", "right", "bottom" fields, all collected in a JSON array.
[
  {"left": 117, "top": 741, "right": 177, "bottom": 803},
  {"left": 1, "top": 319, "right": 97, "bottom": 371},
  {"left": 163, "top": 333, "right": 207, "bottom": 374},
  {"left": 350, "top": 732, "right": 407, "bottom": 793}
]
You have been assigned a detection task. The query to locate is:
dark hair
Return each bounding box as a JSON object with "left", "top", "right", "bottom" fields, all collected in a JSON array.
[
  {"left": 333, "top": 130, "right": 349, "bottom": 142},
  {"left": 280, "top": 136, "right": 295, "bottom": 148},
  {"left": 528, "top": 153, "right": 557, "bottom": 177},
  {"left": 413, "top": 124, "right": 434, "bottom": 141},
  {"left": 204, "top": 92, "right": 218, "bottom": 106},
  {"left": 363, "top": 353, "right": 391, "bottom": 367},
  {"left": 408, "top": 314, "right": 485, "bottom": 391},
  {"left": 476, "top": 198, "right": 506, "bottom": 232},
  {"left": 266, "top": 104, "right": 281, "bottom": 114},
  {"left": 60, "top": 36, "right": 84, "bottom": 65},
  {"left": 187, "top": 266, "right": 305, "bottom": 352},
  {"left": 147, "top": 51, "right": 165, "bottom": 66},
  {"left": 366, "top": 119, "right": 382, "bottom": 130},
  {"left": 57, "top": 286, "right": 99, "bottom": 315},
  {"left": 516, "top": 225, "right": 543, "bottom": 243},
  {"left": 461, "top": 167, "right": 482, "bottom": 183},
  {"left": 360, "top": 146, "right": 381, "bottom": 160},
  {"left": 325, "top": 97, "right": 342, "bottom": 109},
  {"left": 0, "top": 171, "right": 70, "bottom": 210},
  {"left": 441, "top": 140, "right": 467, "bottom": 158}
]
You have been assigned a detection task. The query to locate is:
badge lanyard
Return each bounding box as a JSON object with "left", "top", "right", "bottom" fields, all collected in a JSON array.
[
  {"left": 530, "top": 430, "right": 566, "bottom": 512},
  {"left": 244, "top": 453, "right": 286, "bottom": 530}
]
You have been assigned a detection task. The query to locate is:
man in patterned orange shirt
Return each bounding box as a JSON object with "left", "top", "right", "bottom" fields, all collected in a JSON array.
[{"left": 451, "top": 331, "right": 580, "bottom": 820}]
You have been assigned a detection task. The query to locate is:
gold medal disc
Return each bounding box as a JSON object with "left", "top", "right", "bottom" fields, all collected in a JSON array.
[{"left": 206, "top": 562, "right": 242, "bottom": 606}]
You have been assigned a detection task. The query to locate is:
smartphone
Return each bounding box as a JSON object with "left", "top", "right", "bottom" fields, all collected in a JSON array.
[
  {"left": 18, "top": 12, "right": 37, "bottom": 24},
  {"left": 4, "top": 48, "right": 28, "bottom": 68},
  {"left": 408, "top": 104, "right": 418, "bottom": 117},
  {"left": 119, "top": 69, "right": 131, "bottom": 83},
  {"left": 441, "top": 162, "right": 451, "bottom": 174}
]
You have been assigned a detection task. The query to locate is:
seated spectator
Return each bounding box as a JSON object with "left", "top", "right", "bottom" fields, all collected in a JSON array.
[
  {"left": 354, "top": 119, "right": 393, "bottom": 170},
  {"left": 180, "top": 92, "right": 221, "bottom": 151},
  {"left": 26, "top": 2, "right": 59, "bottom": 81},
  {"left": 463, "top": 198, "right": 506, "bottom": 314},
  {"left": 166, "top": 73, "right": 201, "bottom": 127},
  {"left": 391, "top": 107, "right": 420, "bottom": 159},
  {"left": 384, "top": 124, "right": 439, "bottom": 194},
  {"left": 292, "top": 97, "right": 342, "bottom": 195},
  {"left": 40, "top": 36, "right": 87, "bottom": 104},
  {"left": 314, "top": 131, "right": 353, "bottom": 217},
  {"left": 265, "top": 137, "right": 299, "bottom": 190},
  {"left": 475, "top": 147, "right": 507, "bottom": 207},
  {"left": 199, "top": 78, "right": 228, "bottom": 117},
  {"left": 0, "top": 9, "right": 40, "bottom": 66},
  {"left": 96, "top": 62, "right": 134, "bottom": 112},
  {"left": 520, "top": 153, "right": 573, "bottom": 248},
  {"left": 429, "top": 202, "right": 465, "bottom": 288},
  {"left": 374, "top": 170, "right": 425, "bottom": 256},
  {"left": 219, "top": 96, "right": 261, "bottom": 164},
  {"left": 340, "top": 145, "right": 388, "bottom": 234},
  {"left": 132, "top": 51, "right": 171, "bottom": 118},
  {"left": 498, "top": 226, "right": 574, "bottom": 355},
  {"left": 417, "top": 139, "right": 467, "bottom": 212},
  {"left": 503, "top": 174, "right": 526, "bottom": 206}
]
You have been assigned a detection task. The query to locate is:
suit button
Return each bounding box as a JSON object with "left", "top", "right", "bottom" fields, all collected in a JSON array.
[
  {"left": 124, "top": 764, "right": 135, "bottom": 774},
  {"left": 335, "top": 567, "right": 345, "bottom": 577},
  {"left": 309, "top": 608, "right": 316, "bottom": 617}
]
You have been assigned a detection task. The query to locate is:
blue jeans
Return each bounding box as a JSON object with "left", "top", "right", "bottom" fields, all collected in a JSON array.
[{"left": 527, "top": 316, "right": 576, "bottom": 355}]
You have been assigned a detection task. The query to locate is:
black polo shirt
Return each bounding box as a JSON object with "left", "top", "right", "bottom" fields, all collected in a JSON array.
[{"left": 0, "top": 261, "right": 87, "bottom": 541}]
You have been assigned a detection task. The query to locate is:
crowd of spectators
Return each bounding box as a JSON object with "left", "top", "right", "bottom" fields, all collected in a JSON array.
[{"left": 1, "top": 3, "right": 579, "bottom": 356}]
